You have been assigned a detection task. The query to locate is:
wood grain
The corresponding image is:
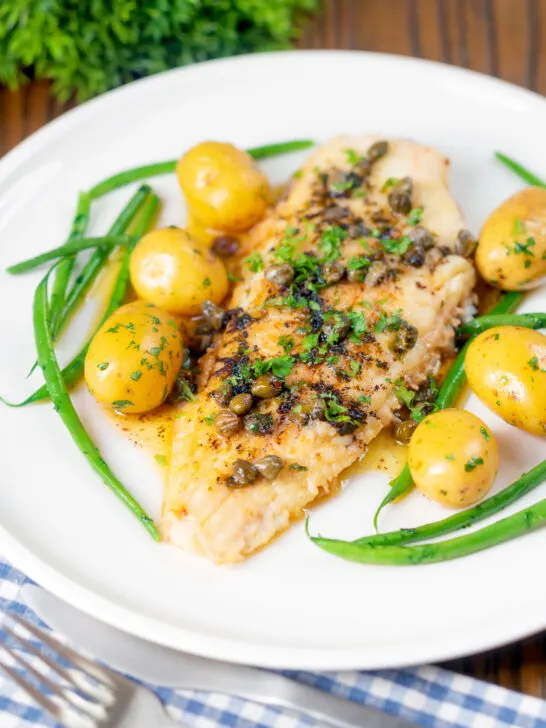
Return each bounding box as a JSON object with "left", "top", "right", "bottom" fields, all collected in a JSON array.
[{"left": 2, "top": 0, "right": 546, "bottom": 696}]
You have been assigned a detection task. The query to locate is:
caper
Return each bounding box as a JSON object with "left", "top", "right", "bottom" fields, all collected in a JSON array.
[
  {"left": 365, "top": 261, "right": 387, "bottom": 287},
  {"left": 402, "top": 242, "right": 426, "bottom": 268},
  {"left": 347, "top": 221, "right": 370, "bottom": 238},
  {"left": 229, "top": 392, "right": 253, "bottom": 415},
  {"left": 202, "top": 300, "right": 225, "bottom": 331},
  {"left": 310, "top": 397, "right": 326, "bottom": 420},
  {"left": 409, "top": 226, "right": 434, "bottom": 249},
  {"left": 244, "top": 412, "right": 274, "bottom": 435},
  {"left": 214, "top": 410, "right": 241, "bottom": 437},
  {"left": 322, "top": 260, "right": 345, "bottom": 284},
  {"left": 251, "top": 374, "right": 283, "bottom": 399},
  {"left": 212, "top": 381, "right": 234, "bottom": 406},
  {"left": 181, "top": 347, "right": 192, "bottom": 370},
  {"left": 195, "top": 316, "right": 213, "bottom": 335},
  {"left": 337, "top": 421, "right": 358, "bottom": 435},
  {"left": 254, "top": 454, "right": 284, "bottom": 481},
  {"left": 391, "top": 322, "right": 419, "bottom": 354},
  {"left": 323, "top": 312, "right": 351, "bottom": 341},
  {"left": 355, "top": 157, "right": 372, "bottom": 176},
  {"left": 367, "top": 140, "right": 389, "bottom": 162},
  {"left": 388, "top": 189, "right": 412, "bottom": 214},
  {"left": 265, "top": 263, "right": 294, "bottom": 287},
  {"left": 324, "top": 205, "right": 349, "bottom": 221},
  {"left": 347, "top": 266, "right": 369, "bottom": 283},
  {"left": 397, "top": 176, "right": 413, "bottom": 195},
  {"left": 392, "top": 419, "right": 418, "bottom": 445},
  {"left": 212, "top": 235, "right": 239, "bottom": 257},
  {"left": 228, "top": 459, "right": 258, "bottom": 487},
  {"left": 455, "top": 229, "right": 477, "bottom": 258}
]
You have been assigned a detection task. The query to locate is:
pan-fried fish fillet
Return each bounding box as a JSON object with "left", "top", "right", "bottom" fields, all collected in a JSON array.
[{"left": 163, "top": 135, "right": 476, "bottom": 564}]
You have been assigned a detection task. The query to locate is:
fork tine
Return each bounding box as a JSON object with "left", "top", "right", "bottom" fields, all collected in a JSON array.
[
  {"left": 2, "top": 642, "right": 103, "bottom": 718},
  {"left": 10, "top": 612, "right": 114, "bottom": 688},
  {"left": 0, "top": 658, "right": 64, "bottom": 720},
  {"left": 4, "top": 622, "right": 82, "bottom": 692}
]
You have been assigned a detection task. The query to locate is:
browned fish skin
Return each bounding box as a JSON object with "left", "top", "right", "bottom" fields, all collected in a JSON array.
[{"left": 164, "top": 135, "right": 476, "bottom": 564}]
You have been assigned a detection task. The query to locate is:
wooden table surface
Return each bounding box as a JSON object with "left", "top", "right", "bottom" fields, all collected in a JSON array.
[{"left": 1, "top": 0, "right": 546, "bottom": 698}]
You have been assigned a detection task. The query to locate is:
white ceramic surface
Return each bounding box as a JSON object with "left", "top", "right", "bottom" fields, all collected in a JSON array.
[{"left": 0, "top": 51, "right": 545, "bottom": 670}]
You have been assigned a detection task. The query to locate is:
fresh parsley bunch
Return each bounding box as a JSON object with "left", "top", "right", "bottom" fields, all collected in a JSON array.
[{"left": 0, "top": 0, "right": 317, "bottom": 101}]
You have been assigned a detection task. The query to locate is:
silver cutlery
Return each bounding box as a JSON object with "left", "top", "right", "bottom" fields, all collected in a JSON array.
[
  {"left": 0, "top": 612, "right": 182, "bottom": 727},
  {"left": 22, "top": 584, "right": 418, "bottom": 728}
]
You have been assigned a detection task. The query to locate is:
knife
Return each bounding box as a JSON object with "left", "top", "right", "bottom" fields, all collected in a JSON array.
[{"left": 22, "top": 585, "right": 417, "bottom": 728}]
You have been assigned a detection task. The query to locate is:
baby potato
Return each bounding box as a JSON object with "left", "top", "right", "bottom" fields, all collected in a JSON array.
[
  {"left": 477, "top": 187, "right": 546, "bottom": 290},
  {"left": 177, "top": 141, "right": 270, "bottom": 232},
  {"left": 85, "top": 301, "right": 183, "bottom": 415},
  {"left": 465, "top": 326, "right": 546, "bottom": 436},
  {"left": 408, "top": 409, "right": 498, "bottom": 508},
  {"left": 130, "top": 227, "right": 228, "bottom": 315}
]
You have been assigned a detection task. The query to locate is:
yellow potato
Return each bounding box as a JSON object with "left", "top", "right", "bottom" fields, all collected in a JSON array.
[
  {"left": 177, "top": 141, "right": 270, "bottom": 232},
  {"left": 85, "top": 301, "right": 183, "bottom": 414},
  {"left": 477, "top": 187, "right": 546, "bottom": 290},
  {"left": 408, "top": 409, "right": 498, "bottom": 508},
  {"left": 130, "top": 227, "right": 228, "bottom": 315},
  {"left": 465, "top": 326, "right": 546, "bottom": 436}
]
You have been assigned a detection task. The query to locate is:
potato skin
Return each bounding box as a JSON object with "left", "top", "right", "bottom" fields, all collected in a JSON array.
[
  {"left": 177, "top": 141, "right": 270, "bottom": 232},
  {"left": 85, "top": 302, "right": 183, "bottom": 415},
  {"left": 130, "top": 227, "right": 228, "bottom": 315},
  {"left": 465, "top": 326, "right": 546, "bottom": 436},
  {"left": 477, "top": 187, "right": 546, "bottom": 290},
  {"left": 408, "top": 409, "right": 498, "bottom": 508}
]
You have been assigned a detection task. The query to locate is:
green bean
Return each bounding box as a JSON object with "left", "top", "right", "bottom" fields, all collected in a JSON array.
[
  {"left": 88, "top": 139, "right": 314, "bottom": 199},
  {"left": 33, "top": 268, "right": 159, "bottom": 540},
  {"left": 495, "top": 152, "right": 546, "bottom": 188},
  {"left": 309, "top": 460, "right": 546, "bottom": 565},
  {"left": 6, "top": 236, "right": 132, "bottom": 275},
  {"left": 356, "top": 460, "right": 546, "bottom": 548},
  {"left": 49, "top": 192, "right": 91, "bottom": 334},
  {"left": 1, "top": 194, "right": 161, "bottom": 408},
  {"left": 53, "top": 185, "right": 151, "bottom": 339},
  {"left": 372, "top": 291, "right": 526, "bottom": 528},
  {"left": 458, "top": 312, "right": 546, "bottom": 337}
]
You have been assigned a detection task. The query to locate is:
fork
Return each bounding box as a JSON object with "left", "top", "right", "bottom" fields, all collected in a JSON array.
[{"left": 0, "top": 612, "right": 181, "bottom": 727}]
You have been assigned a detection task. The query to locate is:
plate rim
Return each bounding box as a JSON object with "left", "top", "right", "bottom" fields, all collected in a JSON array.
[{"left": 2, "top": 49, "right": 546, "bottom": 670}]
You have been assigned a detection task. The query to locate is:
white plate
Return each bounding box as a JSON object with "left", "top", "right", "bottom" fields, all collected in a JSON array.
[{"left": 0, "top": 51, "right": 545, "bottom": 671}]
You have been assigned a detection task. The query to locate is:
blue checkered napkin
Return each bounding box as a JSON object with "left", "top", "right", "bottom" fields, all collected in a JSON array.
[{"left": 2, "top": 561, "right": 546, "bottom": 728}]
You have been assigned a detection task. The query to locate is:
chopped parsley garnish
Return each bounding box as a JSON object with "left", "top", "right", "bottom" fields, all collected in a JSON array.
[
  {"left": 347, "top": 256, "right": 371, "bottom": 271},
  {"left": 349, "top": 361, "right": 361, "bottom": 377},
  {"left": 301, "top": 332, "right": 320, "bottom": 352},
  {"left": 513, "top": 238, "right": 536, "bottom": 257},
  {"left": 344, "top": 148, "right": 363, "bottom": 166},
  {"left": 319, "top": 225, "right": 347, "bottom": 261},
  {"left": 347, "top": 310, "right": 368, "bottom": 337},
  {"left": 381, "top": 235, "right": 412, "bottom": 255},
  {"left": 374, "top": 309, "right": 403, "bottom": 333},
  {"left": 97, "top": 362, "right": 109, "bottom": 371},
  {"left": 465, "top": 457, "right": 484, "bottom": 472},
  {"left": 245, "top": 251, "right": 264, "bottom": 272},
  {"left": 381, "top": 177, "right": 399, "bottom": 192},
  {"left": 512, "top": 217, "right": 527, "bottom": 236},
  {"left": 277, "top": 335, "right": 294, "bottom": 352},
  {"left": 202, "top": 277, "right": 211, "bottom": 288},
  {"left": 227, "top": 271, "right": 242, "bottom": 283},
  {"left": 480, "top": 426, "right": 490, "bottom": 441},
  {"left": 394, "top": 384, "right": 427, "bottom": 423},
  {"left": 154, "top": 454, "right": 167, "bottom": 467},
  {"left": 289, "top": 463, "right": 308, "bottom": 471},
  {"left": 112, "top": 400, "right": 134, "bottom": 409},
  {"left": 445, "top": 453, "right": 455, "bottom": 461},
  {"left": 130, "top": 371, "right": 142, "bottom": 381},
  {"left": 528, "top": 355, "right": 545, "bottom": 372},
  {"left": 358, "top": 395, "right": 371, "bottom": 404},
  {"left": 204, "top": 413, "right": 216, "bottom": 426},
  {"left": 407, "top": 207, "right": 424, "bottom": 225},
  {"left": 320, "top": 393, "right": 358, "bottom": 426}
]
